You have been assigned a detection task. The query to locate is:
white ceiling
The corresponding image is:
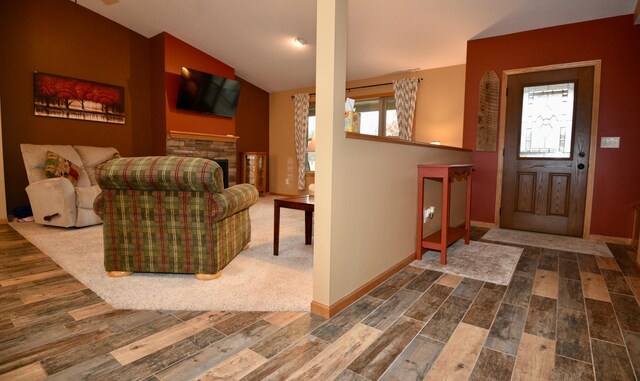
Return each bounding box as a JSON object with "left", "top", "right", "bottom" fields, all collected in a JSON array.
[{"left": 76, "top": 0, "right": 637, "bottom": 92}]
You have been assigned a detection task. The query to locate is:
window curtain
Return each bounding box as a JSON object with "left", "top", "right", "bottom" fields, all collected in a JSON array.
[
  {"left": 293, "top": 93, "right": 310, "bottom": 191},
  {"left": 393, "top": 77, "right": 420, "bottom": 140}
]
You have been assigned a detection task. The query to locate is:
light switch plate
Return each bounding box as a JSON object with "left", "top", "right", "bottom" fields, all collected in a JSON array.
[{"left": 601, "top": 137, "right": 620, "bottom": 148}]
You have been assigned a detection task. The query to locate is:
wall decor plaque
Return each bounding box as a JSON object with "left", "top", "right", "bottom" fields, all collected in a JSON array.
[{"left": 476, "top": 70, "right": 499, "bottom": 152}]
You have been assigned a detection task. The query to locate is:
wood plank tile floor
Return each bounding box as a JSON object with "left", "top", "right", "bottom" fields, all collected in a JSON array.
[{"left": 1, "top": 223, "right": 639, "bottom": 380}]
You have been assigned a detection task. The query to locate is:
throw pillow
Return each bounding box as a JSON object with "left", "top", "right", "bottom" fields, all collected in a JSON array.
[{"left": 44, "top": 151, "right": 82, "bottom": 186}]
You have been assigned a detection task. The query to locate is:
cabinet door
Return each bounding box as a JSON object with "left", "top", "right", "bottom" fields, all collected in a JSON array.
[
  {"left": 242, "top": 153, "right": 267, "bottom": 192},
  {"left": 256, "top": 155, "right": 264, "bottom": 188},
  {"left": 246, "top": 155, "right": 256, "bottom": 185}
]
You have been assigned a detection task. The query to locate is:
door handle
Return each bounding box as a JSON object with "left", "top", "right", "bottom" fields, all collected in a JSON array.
[{"left": 577, "top": 163, "right": 585, "bottom": 170}]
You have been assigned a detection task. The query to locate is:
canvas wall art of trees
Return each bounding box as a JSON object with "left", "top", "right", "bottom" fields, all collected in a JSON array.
[{"left": 34, "top": 72, "right": 125, "bottom": 124}]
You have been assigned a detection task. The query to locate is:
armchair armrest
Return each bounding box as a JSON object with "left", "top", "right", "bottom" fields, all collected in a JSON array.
[
  {"left": 210, "top": 184, "right": 259, "bottom": 221},
  {"left": 93, "top": 192, "right": 105, "bottom": 218},
  {"left": 25, "top": 177, "right": 77, "bottom": 227}
]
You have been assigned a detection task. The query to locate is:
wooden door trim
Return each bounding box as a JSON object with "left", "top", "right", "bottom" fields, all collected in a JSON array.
[{"left": 494, "top": 60, "right": 601, "bottom": 239}]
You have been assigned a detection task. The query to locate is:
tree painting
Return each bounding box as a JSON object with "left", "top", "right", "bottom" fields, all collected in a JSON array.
[{"left": 34, "top": 72, "right": 125, "bottom": 124}]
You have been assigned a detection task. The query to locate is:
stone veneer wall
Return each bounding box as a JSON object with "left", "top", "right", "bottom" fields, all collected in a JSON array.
[{"left": 166, "top": 137, "right": 237, "bottom": 185}]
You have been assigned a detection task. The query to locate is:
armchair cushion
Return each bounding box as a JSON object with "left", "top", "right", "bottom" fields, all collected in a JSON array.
[
  {"left": 73, "top": 145, "right": 120, "bottom": 185},
  {"left": 44, "top": 151, "right": 83, "bottom": 186}
]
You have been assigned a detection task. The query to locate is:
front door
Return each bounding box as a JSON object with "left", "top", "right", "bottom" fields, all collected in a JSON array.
[{"left": 501, "top": 67, "right": 594, "bottom": 237}]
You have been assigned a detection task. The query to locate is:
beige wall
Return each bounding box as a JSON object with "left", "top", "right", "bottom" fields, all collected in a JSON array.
[
  {"left": 269, "top": 86, "right": 314, "bottom": 195},
  {"left": 268, "top": 64, "right": 466, "bottom": 196},
  {"left": 412, "top": 65, "right": 466, "bottom": 146},
  {"left": 321, "top": 138, "right": 471, "bottom": 304}
]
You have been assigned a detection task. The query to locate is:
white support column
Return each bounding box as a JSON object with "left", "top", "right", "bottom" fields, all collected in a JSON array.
[{"left": 312, "top": 0, "right": 347, "bottom": 311}]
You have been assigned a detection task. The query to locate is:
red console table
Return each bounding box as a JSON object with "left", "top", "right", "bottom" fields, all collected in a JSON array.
[{"left": 416, "top": 164, "right": 472, "bottom": 264}]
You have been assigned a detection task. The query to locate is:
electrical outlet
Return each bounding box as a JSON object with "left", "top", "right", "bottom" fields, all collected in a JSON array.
[
  {"left": 423, "top": 206, "right": 436, "bottom": 222},
  {"left": 601, "top": 137, "right": 620, "bottom": 148},
  {"left": 285, "top": 178, "right": 290, "bottom": 185}
]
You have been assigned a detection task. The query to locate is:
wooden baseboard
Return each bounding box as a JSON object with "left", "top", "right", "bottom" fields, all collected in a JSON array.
[
  {"left": 471, "top": 220, "right": 496, "bottom": 229},
  {"left": 0, "top": 218, "right": 8, "bottom": 224},
  {"left": 310, "top": 252, "right": 416, "bottom": 318},
  {"left": 310, "top": 301, "right": 331, "bottom": 318},
  {"left": 590, "top": 234, "right": 639, "bottom": 269},
  {"left": 589, "top": 234, "right": 632, "bottom": 246}
]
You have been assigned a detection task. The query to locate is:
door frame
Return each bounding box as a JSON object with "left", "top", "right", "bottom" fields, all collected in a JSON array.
[{"left": 494, "top": 60, "right": 601, "bottom": 239}]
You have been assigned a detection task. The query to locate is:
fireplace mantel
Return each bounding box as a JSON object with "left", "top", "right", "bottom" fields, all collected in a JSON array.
[{"left": 168, "top": 130, "right": 239, "bottom": 143}]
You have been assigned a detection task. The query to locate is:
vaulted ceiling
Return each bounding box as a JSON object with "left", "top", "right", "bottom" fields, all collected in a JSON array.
[{"left": 76, "top": 0, "right": 637, "bottom": 92}]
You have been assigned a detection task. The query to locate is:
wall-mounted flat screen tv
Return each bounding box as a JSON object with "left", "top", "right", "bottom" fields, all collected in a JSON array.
[{"left": 176, "top": 67, "right": 241, "bottom": 118}]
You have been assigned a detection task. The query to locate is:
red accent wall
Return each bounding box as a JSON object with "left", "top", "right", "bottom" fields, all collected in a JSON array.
[
  {"left": 463, "top": 15, "right": 640, "bottom": 238},
  {"left": 162, "top": 33, "right": 236, "bottom": 136}
]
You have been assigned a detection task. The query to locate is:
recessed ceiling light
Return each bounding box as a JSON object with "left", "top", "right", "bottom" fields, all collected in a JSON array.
[{"left": 294, "top": 37, "right": 307, "bottom": 47}]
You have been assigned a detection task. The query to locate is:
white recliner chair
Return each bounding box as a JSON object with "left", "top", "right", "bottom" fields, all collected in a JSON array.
[{"left": 20, "top": 144, "right": 119, "bottom": 227}]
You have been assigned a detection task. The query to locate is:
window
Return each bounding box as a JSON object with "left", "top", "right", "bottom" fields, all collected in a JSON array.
[
  {"left": 305, "top": 96, "right": 397, "bottom": 171},
  {"left": 306, "top": 107, "right": 316, "bottom": 172},
  {"left": 355, "top": 97, "right": 398, "bottom": 137}
]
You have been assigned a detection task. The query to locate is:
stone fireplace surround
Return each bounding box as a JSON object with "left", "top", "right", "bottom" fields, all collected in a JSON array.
[{"left": 166, "top": 131, "right": 238, "bottom": 186}]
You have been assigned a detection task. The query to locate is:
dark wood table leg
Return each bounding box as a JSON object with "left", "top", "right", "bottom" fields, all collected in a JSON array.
[
  {"left": 273, "top": 203, "right": 280, "bottom": 256},
  {"left": 305, "top": 210, "right": 312, "bottom": 245}
]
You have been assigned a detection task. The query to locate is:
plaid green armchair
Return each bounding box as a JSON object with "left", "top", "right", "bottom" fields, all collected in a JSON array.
[{"left": 93, "top": 156, "right": 259, "bottom": 280}]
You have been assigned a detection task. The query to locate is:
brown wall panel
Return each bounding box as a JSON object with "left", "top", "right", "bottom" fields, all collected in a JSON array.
[
  {"left": 235, "top": 77, "right": 269, "bottom": 188},
  {"left": 0, "top": 0, "right": 152, "bottom": 211}
]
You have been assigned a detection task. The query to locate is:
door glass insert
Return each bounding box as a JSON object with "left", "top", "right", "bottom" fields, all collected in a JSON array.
[{"left": 519, "top": 82, "right": 574, "bottom": 158}]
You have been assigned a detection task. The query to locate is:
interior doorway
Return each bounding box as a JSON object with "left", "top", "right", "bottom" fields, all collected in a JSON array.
[{"left": 495, "top": 61, "right": 601, "bottom": 238}]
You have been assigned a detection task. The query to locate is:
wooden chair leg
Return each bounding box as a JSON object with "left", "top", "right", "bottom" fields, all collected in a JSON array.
[
  {"left": 107, "top": 271, "right": 133, "bottom": 278},
  {"left": 195, "top": 272, "right": 222, "bottom": 281}
]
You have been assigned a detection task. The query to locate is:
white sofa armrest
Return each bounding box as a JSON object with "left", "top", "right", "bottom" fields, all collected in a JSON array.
[{"left": 25, "top": 177, "right": 77, "bottom": 227}]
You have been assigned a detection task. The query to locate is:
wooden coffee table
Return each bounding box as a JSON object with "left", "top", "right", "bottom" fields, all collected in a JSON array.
[{"left": 273, "top": 195, "right": 314, "bottom": 256}]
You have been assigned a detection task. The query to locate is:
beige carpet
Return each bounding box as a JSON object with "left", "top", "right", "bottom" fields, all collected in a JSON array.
[
  {"left": 10, "top": 196, "right": 313, "bottom": 311},
  {"left": 412, "top": 240, "right": 523, "bottom": 285},
  {"left": 483, "top": 228, "right": 612, "bottom": 257}
]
